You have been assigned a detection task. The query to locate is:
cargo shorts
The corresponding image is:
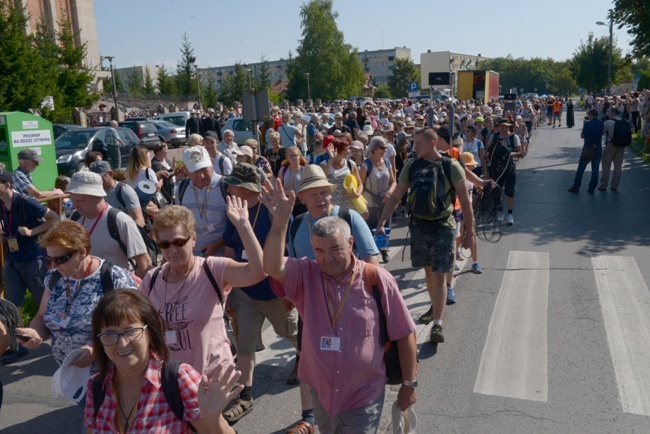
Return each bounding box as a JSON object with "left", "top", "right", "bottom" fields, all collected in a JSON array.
[{"left": 409, "top": 218, "right": 455, "bottom": 273}]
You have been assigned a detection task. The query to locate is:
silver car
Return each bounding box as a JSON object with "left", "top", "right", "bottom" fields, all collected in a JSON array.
[
  {"left": 151, "top": 120, "right": 187, "bottom": 148},
  {"left": 221, "top": 117, "right": 256, "bottom": 145}
]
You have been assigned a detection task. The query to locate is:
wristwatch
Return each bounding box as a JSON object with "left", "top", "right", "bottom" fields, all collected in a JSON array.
[{"left": 402, "top": 380, "right": 418, "bottom": 388}]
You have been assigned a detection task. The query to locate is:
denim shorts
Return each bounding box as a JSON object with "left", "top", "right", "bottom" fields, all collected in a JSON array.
[{"left": 410, "top": 219, "right": 455, "bottom": 273}]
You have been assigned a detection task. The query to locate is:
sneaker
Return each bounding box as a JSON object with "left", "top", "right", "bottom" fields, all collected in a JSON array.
[
  {"left": 381, "top": 250, "right": 390, "bottom": 264},
  {"left": 454, "top": 263, "right": 460, "bottom": 271},
  {"left": 471, "top": 263, "right": 483, "bottom": 274},
  {"left": 456, "top": 251, "right": 463, "bottom": 261},
  {"left": 1, "top": 345, "right": 28, "bottom": 365},
  {"left": 430, "top": 324, "right": 445, "bottom": 343},
  {"left": 446, "top": 285, "right": 457, "bottom": 305},
  {"left": 419, "top": 305, "right": 433, "bottom": 324},
  {"left": 506, "top": 214, "right": 514, "bottom": 225},
  {"left": 497, "top": 211, "right": 504, "bottom": 222}
]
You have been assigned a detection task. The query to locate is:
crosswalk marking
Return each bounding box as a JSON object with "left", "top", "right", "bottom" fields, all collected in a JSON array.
[
  {"left": 592, "top": 255, "right": 650, "bottom": 416},
  {"left": 474, "top": 251, "right": 549, "bottom": 402}
]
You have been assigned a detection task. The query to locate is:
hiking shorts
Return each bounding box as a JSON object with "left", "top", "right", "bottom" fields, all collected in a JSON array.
[
  {"left": 490, "top": 166, "right": 516, "bottom": 198},
  {"left": 409, "top": 219, "right": 455, "bottom": 273}
]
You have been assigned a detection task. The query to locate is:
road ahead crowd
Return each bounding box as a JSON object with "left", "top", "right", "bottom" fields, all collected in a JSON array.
[{"left": 0, "top": 90, "right": 647, "bottom": 433}]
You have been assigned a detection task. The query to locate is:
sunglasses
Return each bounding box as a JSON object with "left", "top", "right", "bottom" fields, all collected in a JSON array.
[
  {"left": 378, "top": 146, "right": 388, "bottom": 150},
  {"left": 156, "top": 237, "right": 191, "bottom": 250},
  {"left": 46, "top": 251, "right": 76, "bottom": 265}
]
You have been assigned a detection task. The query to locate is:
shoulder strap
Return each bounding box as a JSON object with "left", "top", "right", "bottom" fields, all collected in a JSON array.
[
  {"left": 217, "top": 154, "right": 225, "bottom": 174},
  {"left": 149, "top": 266, "right": 162, "bottom": 294},
  {"left": 346, "top": 159, "right": 353, "bottom": 172},
  {"left": 202, "top": 260, "right": 224, "bottom": 306},
  {"left": 177, "top": 178, "right": 190, "bottom": 205},
  {"left": 363, "top": 159, "right": 373, "bottom": 175},
  {"left": 92, "top": 375, "right": 107, "bottom": 417},
  {"left": 338, "top": 206, "right": 352, "bottom": 229},
  {"left": 440, "top": 156, "right": 455, "bottom": 195},
  {"left": 100, "top": 261, "right": 115, "bottom": 294},
  {"left": 106, "top": 207, "right": 128, "bottom": 259},
  {"left": 280, "top": 165, "right": 288, "bottom": 179},
  {"left": 114, "top": 183, "right": 126, "bottom": 209},
  {"left": 362, "top": 264, "right": 389, "bottom": 346},
  {"left": 289, "top": 212, "right": 307, "bottom": 248},
  {"left": 160, "top": 359, "right": 186, "bottom": 423},
  {"left": 19, "top": 195, "right": 27, "bottom": 221},
  {"left": 49, "top": 270, "right": 63, "bottom": 292}
]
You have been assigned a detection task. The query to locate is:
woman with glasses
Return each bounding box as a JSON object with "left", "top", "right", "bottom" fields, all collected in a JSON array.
[
  {"left": 16, "top": 220, "right": 135, "bottom": 373},
  {"left": 278, "top": 146, "right": 307, "bottom": 216},
  {"left": 320, "top": 138, "right": 363, "bottom": 214},
  {"left": 140, "top": 200, "right": 265, "bottom": 380},
  {"left": 86, "top": 289, "right": 242, "bottom": 433},
  {"left": 360, "top": 136, "right": 396, "bottom": 263}
]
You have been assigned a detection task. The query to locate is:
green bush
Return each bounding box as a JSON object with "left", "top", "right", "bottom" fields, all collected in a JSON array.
[{"left": 21, "top": 291, "right": 38, "bottom": 326}]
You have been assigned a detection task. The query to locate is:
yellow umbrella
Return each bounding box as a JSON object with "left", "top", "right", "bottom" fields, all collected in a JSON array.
[{"left": 343, "top": 173, "right": 367, "bottom": 214}]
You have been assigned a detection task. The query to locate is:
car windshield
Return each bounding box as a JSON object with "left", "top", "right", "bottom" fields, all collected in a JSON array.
[
  {"left": 154, "top": 121, "right": 177, "bottom": 129},
  {"left": 55, "top": 130, "right": 95, "bottom": 149}
]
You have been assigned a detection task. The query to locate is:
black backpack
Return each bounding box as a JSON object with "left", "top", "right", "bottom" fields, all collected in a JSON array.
[
  {"left": 148, "top": 260, "right": 223, "bottom": 306},
  {"left": 486, "top": 133, "right": 517, "bottom": 174},
  {"left": 71, "top": 207, "right": 159, "bottom": 267},
  {"left": 289, "top": 207, "right": 353, "bottom": 250},
  {"left": 610, "top": 119, "right": 632, "bottom": 147},
  {"left": 92, "top": 359, "right": 194, "bottom": 430},
  {"left": 175, "top": 177, "right": 228, "bottom": 206},
  {"left": 48, "top": 260, "right": 116, "bottom": 293},
  {"left": 407, "top": 156, "right": 454, "bottom": 221}
]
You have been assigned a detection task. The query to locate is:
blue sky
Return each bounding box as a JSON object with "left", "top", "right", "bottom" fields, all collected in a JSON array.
[{"left": 95, "top": 0, "right": 626, "bottom": 70}]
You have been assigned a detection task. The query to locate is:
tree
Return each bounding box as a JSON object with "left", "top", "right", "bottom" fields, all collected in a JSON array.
[
  {"left": 479, "top": 56, "right": 557, "bottom": 95},
  {"left": 612, "top": 1, "right": 650, "bottom": 58},
  {"left": 550, "top": 67, "right": 578, "bottom": 97},
  {"left": 256, "top": 57, "right": 272, "bottom": 90},
  {"left": 203, "top": 76, "right": 218, "bottom": 108},
  {"left": 374, "top": 83, "right": 391, "bottom": 99},
  {"left": 285, "top": 0, "right": 364, "bottom": 101},
  {"left": 156, "top": 65, "right": 176, "bottom": 96},
  {"left": 103, "top": 68, "right": 126, "bottom": 96},
  {"left": 218, "top": 63, "right": 248, "bottom": 106},
  {"left": 143, "top": 66, "right": 156, "bottom": 95},
  {"left": 388, "top": 58, "right": 418, "bottom": 98},
  {"left": 176, "top": 33, "right": 196, "bottom": 97},
  {"left": 570, "top": 33, "right": 627, "bottom": 94},
  {"left": 126, "top": 67, "right": 143, "bottom": 97}
]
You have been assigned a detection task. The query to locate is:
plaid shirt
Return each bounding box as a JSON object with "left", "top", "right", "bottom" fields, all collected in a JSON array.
[
  {"left": 12, "top": 168, "right": 32, "bottom": 195},
  {"left": 85, "top": 355, "right": 203, "bottom": 433}
]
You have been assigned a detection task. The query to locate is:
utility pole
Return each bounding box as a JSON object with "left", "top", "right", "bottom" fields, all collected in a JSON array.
[{"left": 102, "top": 56, "right": 119, "bottom": 121}]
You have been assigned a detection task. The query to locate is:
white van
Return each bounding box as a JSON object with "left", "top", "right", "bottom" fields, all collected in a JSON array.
[{"left": 155, "top": 111, "right": 191, "bottom": 127}]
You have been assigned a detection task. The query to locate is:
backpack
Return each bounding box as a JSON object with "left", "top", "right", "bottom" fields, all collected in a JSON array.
[
  {"left": 71, "top": 207, "right": 159, "bottom": 267},
  {"left": 289, "top": 207, "right": 352, "bottom": 250},
  {"left": 175, "top": 177, "right": 228, "bottom": 207},
  {"left": 92, "top": 359, "right": 194, "bottom": 431},
  {"left": 48, "top": 259, "right": 116, "bottom": 294},
  {"left": 0, "top": 299, "right": 21, "bottom": 356},
  {"left": 407, "top": 156, "right": 455, "bottom": 222},
  {"left": 149, "top": 260, "right": 223, "bottom": 306},
  {"left": 486, "top": 133, "right": 516, "bottom": 174},
  {"left": 610, "top": 119, "right": 632, "bottom": 147}
]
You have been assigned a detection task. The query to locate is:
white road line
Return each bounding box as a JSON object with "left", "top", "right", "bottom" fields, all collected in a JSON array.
[
  {"left": 474, "top": 251, "right": 549, "bottom": 402},
  {"left": 592, "top": 255, "right": 650, "bottom": 416}
]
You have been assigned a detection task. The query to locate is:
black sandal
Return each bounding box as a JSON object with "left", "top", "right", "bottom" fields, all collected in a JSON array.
[{"left": 223, "top": 398, "right": 254, "bottom": 422}]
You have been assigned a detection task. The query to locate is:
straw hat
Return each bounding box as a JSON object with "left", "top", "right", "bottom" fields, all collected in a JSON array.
[{"left": 296, "top": 165, "right": 336, "bottom": 194}]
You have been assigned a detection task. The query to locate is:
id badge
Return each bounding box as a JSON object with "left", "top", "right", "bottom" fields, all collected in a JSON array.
[
  {"left": 53, "top": 311, "right": 71, "bottom": 329},
  {"left": 199, "top": 223, "right": 215, "bottom": 235},
  {"left": 7, "top": 237, "right": 18, "bottom": 252},
  {"left": 165, "top": 331, "right": 177, "bottom": 345},
  {"left": 320, "top": 336, "right": 341, "bottom": 352}
]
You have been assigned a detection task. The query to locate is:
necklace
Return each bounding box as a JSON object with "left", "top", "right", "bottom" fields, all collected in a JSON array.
[
  {"left": 114, "top": 384, "right": 138, "bottom": 434},
  {"left": 64, "top": 257, "right": 94, "bottom": 318}
]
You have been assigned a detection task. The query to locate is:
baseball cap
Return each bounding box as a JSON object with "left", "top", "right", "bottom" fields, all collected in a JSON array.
[
  {"left": 182, "top": 146, "right": 212, "bottom": 173},
  {"left": 234, "top": 145, "right": 254, "bottom": 158},
  {"left": 396, "top": 131, "right": 411, "bottom": 141},
  {"left": 224, "top": 163, "right": 261, "bottom": 193},
  {"left": 203, "top": 131, "right": 219, "bottom": 141},
  {"left": 51, "top": 348, "right": 91, "bottom": 403},
  {"left": 0, "top": 168, "right": 13, "bottom": 184},
  {"left": 18, "top": 149, "right": 44, "bottom": 162},
  {"left": 89, "top": 161, "right": 112, "bottom": 177},
  {"left": 67, "top": 171, "right": 106, "bottom": 197},
  {"left": 475, "top": 116, "right": 484, "bottom": 122}
]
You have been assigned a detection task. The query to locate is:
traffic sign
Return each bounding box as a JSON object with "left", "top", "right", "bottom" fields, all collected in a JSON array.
[{"left": 409, "top": 82, "right": 419, "bottom": 92}]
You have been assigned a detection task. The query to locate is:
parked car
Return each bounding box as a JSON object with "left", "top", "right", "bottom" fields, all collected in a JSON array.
[
  {"left": 221, "top": 117, "right": 256, "bottom": 145},
  {"left": 118, "top": 120, "right": 159, "bottom": 149},
  {"left": 151, "top": 120, "right": 186, "bottom": 147},
  {"left": 53, "top": 124, "right": 82, "bottom": 140},
  {"left": 55, "top": 127, "right": 139, "bottom": 176},
  {"left": 155, "top": 111, "right": 191, "bottom": 127}
]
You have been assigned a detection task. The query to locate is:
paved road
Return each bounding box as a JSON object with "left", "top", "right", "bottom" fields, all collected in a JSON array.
[{"left": 2, "top": 109, "right": 650, "bottom": 433}]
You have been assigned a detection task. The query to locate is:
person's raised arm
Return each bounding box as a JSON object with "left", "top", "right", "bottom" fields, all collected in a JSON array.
[
  {"left": 260, "top": 178, "right": 295, "bottom": 284},
  {"left": 223, "top": 195, "right": 266, "bottom": 288}
]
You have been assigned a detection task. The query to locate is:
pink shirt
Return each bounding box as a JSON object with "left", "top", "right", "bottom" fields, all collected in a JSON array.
[
  {"left": 139, "top": 257, "right": 233, "bottom": 377},
  {"left": 85, "top": 355, "right": 203, "bottom": 433},
  {"left": 271, "top": 257, "right": 415, "bottom": 416}
]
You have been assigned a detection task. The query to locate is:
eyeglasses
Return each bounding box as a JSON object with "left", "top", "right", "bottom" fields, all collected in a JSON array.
[
  {"left": 287, "top": 154, "right": 300, "bottom": 158},
  {"left": 156, "top": 237, "right": 191, "bottom": 250},
  {"left": 378, "top": 146, "right": 388, "bottom": 150},
  {"left": 97, "top": 325, "right": 148, "bottom": 346},
  {"left": 46, "top": 251, "right": 76, "bottom": 265}
]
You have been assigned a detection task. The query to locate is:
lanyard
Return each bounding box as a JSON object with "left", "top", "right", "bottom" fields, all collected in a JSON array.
[
  {"left": 251, "top": 201, "right": 262, "bottom": 230},
  {"left": 306, "top": 206, "right": 332, "bottom": 232},
  {"left": 64, "top": 257, "right": 94, "bottom": 317},
  {"left": 0, "top": 202, "right": 13, "bottom": 237},
  {"left": 82, "top": 203, "right": 107, "bottom": 236},
  {"left": 192, "top": 183, "right": 211, "bottom": 220},
  {"left": 322, "top": 264, "right": 358, "bottom": 334}
]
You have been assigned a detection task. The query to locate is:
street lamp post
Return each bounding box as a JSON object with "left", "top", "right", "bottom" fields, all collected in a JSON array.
[
  {"left": 101, "top": 55, "right": 119, "bottom": 121},
  {"left": 596, "top": 9, "right": 613, "bottom": 95},
  {"left": 188, "top": 56, "right": 202, "bottom": 110},
  {"left": 246, "top": 68, "right": 253, "bottom": 90},
  {"left": 305, "top": 72, "right": 311, "bottom": 101}
]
